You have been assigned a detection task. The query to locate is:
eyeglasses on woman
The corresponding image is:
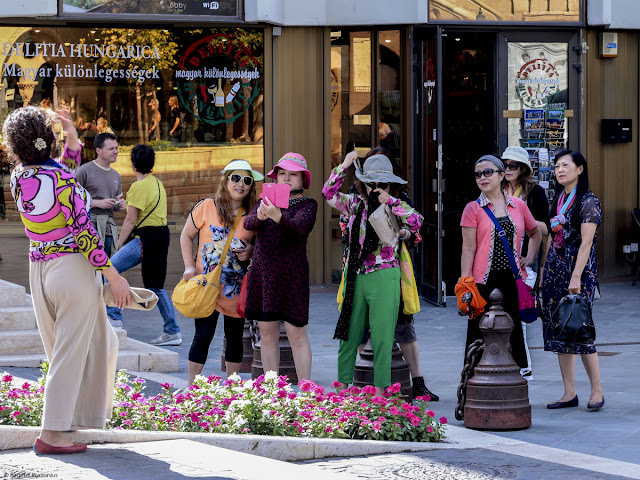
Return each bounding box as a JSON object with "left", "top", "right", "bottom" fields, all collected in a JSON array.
[{"left": 474, "top": 169, "right": 502, "bottom": 179}]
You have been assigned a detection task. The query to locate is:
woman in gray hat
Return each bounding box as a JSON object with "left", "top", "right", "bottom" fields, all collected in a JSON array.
[
  {"left": 459, "top": 155, "right": 541, "bottom": 371},
  {"left": 323, "top": 151, "right": 424, "bottom": 395},
  {"left": 501, "top": 146, "right": 550, "bottom": 380}
]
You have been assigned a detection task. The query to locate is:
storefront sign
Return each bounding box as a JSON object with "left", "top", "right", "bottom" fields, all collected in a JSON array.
[
  {"left": 515, "top": 57, "right": 561, "bottom": 108},
  {"left": 175, "top": 33, "right": 261, "bottom": 127},
  {"left": 63, "top": 0, "right": 239, "bottom": 16},
  {"left": 1, "top": 42, "right": 161, "bottom": 84}
]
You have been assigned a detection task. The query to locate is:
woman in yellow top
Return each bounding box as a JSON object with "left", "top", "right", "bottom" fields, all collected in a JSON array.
[
  {"left": 180, "top": 159, "right": 263, "bottom": 383},
  {"left": 110, "top": 144, "right": 181, "bottom": 346}
]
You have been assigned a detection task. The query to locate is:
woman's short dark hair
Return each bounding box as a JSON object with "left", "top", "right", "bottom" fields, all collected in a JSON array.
[
  {"left": 549, "top": 149, "right": 590, "bottom": 228},
  {"left": 2, "top": 106, "right": 55, "bottom": 165},
  {"left": 130, "top": 144, "right": 155, "bottom": 174}
]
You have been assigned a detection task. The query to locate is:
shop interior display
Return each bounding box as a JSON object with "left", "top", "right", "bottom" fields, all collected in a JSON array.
[{"left": 521, "top": 108, "right": 567, "bottom": 203}]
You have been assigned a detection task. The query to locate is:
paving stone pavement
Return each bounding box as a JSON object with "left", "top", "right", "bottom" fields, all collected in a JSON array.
[
  {"left": 0, "top": 439, "right": 358, "bottom": 480},
  {"left": 1, "top": 232, "right": 640, "bottom": 478},
  {"left": 300, "top": 449, "right": 638, "bottom": 480}
]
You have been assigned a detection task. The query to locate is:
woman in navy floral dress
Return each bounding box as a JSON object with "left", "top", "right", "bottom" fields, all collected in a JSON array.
[{"left": 541, "top": 150, "right": 604, "bottom": 410}]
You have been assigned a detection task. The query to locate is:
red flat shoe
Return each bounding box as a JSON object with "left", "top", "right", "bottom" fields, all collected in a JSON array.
[{"left": 33, "top": 437, "right": 87, "bottom": 455}]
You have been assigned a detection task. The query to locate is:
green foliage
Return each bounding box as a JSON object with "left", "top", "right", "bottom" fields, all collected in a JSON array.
[
  {"left": 148, "top": 140, "right": 178, "bottom": 151},
  {"left": 0, "top": 363, "right": 47, "bottom": 427}
]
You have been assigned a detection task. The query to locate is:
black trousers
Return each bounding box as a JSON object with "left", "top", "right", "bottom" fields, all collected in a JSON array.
[
  {"left": 465, "top": 269, "right": 527, "bottom": 369},
  {"left": 188, "top": 311, "right": 244, "bottom": 365}
]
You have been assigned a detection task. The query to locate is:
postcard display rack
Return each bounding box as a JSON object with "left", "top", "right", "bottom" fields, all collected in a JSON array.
[{"left": 519, "top": 109, "right": 566, "bottom": 203}]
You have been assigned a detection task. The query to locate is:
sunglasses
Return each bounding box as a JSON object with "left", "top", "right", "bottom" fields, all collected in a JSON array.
[
  {"left": 474, "top": 168, "right": 502, "bottom": 179},
  {"left": 505, "top": 162, "right": 522, "bottom": 171},
  {"left": 366, "top": 182, "right": 390, "bottom": 190},
  {"left": 229, "top": 174, "right": 254, "bottom": 186}
]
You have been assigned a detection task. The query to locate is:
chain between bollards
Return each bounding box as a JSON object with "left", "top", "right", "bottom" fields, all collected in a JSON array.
[{"left": 455, "top": 339, "right": 484, "bottom": 421}]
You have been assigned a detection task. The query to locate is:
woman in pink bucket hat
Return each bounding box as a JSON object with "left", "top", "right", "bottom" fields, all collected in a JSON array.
[
  {"left": 244, "top": 152, "right": 317, "bottom": 382},
  {"left": 266, "top": 152, "right": 312, "bottom": 189}
]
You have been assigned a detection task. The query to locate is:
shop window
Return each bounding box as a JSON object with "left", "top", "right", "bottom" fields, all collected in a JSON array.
[
  {"left": 0, "top": 26, "right": 263, "bottom": 219},
  {"left": 507, "top": 41, "right": 569, "bottom": 202},
  {"left": 328, "top": 29, "right": 405, "bottom": 284},
  {"left": 329, "top": 30, "right": 373, "bottom": 283},
  {"left": 378, "top": 30, "right": 401, "bottom": 164}
]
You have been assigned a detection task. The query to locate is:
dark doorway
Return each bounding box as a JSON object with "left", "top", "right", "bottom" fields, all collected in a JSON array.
[{"left": 441, "top": 32, "right": 496, "bottom": 294}]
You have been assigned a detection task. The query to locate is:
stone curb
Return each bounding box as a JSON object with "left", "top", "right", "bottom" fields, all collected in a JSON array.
[{"left": 0, "top": 424, "right": 522, "bottom": 461}]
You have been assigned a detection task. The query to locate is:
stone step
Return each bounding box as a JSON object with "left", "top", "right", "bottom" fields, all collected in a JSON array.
[
  {"left": 115, "top": 337, "right": 179, "bottom": 372},
  {"left": 0, "top": 305, "right": 37, "bottom": 331},
  {"left": 0, "top": 338, "right": 179, "bottom": 372},
  {"left": 0, "top": 280, "right": 28, "bottom": 307},
  {"left": 0, "top": 328, "right": 128, "bottom": 355},
  {"left": 0, "top": 330, "right": 44, "bottom": 354}
]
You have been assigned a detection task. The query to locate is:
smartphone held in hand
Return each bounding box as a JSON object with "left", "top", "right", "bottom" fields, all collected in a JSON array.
[{"left": 260, "top": 183, "right": 290, "bottom": 208}]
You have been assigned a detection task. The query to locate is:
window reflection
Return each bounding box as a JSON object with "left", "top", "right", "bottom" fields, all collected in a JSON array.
[
  {"left": 330, "top": 30, "right": 373, "bottom": 282},
  {"left": 378, "top": 30, "right": 400, "bottom": 164},
  {"left": 0, "top": 26, "right": 264, "bottom": 219},
  {"left": 429, "top": 0, "right": 580, "bottom": 23}
]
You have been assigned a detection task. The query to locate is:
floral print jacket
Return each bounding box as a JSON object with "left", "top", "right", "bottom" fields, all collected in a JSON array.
[
  {"left": 11, "top": 161, "right": 110, "bottom": 270},
  {"left": 323, "top": 164, "right": 423, "bottom": 274}
]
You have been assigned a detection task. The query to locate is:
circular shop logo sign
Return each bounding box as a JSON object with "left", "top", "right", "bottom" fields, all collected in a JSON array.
[
  {"left": 516, "top": 58, "right": 560, "bottom": 108},
  {"left": 176, "top": 33, "right": 261, "bottom": 127}
]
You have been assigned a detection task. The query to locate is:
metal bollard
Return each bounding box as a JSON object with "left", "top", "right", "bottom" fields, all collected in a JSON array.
[
  {"left": 250, "top": 321, "right": 298, "bottom": 384},
  {"left": 221, "top": 319, "right": 255, "bottom": 373},
  {"left": 353, "top": 339, "right": 412, "bottom": 398},
  {"left": 464, "top": 289, "right": 531, "bottom": 430}
]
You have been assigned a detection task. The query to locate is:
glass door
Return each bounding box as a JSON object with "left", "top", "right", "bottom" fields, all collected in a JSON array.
[
  {"left": 329, "top": 30, "right": 373, "bottom": 284},
  {"left": 414, "top": 28, "right": 443, "bottom": 305},
  {"left": 328, "top": 28, "right": 405, "bottom": 286}
]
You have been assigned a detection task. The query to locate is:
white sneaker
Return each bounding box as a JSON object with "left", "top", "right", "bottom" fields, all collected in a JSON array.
[
  {"left": 520, "top": 368, "right": 533, "bottom": 381},
  {"left": 149, "top": 332, "right": 182, "bottom": 346}
]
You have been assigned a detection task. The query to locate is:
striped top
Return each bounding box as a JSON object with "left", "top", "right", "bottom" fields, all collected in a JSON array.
[{"left": 10, "top": 147, "right": 111, "bottom": 270}]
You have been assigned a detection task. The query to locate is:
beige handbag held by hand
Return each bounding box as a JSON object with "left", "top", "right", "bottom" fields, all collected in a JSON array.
[
  {"left": 368, "top": 203, "right": 400, "bottom": 246},
  {"left": 103, "top": 284, "right": 159, "bottom": 311}
]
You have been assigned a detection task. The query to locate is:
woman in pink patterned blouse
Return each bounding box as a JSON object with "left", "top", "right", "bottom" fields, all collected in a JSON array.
[
  {"left": 4, "top": 106, "right": 130, "bottom": 455},
  {"left": 323, "top": 151, "right": 423, "bottom": 395}
]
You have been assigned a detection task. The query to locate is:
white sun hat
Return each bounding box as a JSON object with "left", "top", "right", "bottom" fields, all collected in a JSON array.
[{"left": 221, "top": 159, "right": 265, "bottom": 182}]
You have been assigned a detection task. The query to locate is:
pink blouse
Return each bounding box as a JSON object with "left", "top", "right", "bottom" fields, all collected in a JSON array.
[{"left": 460, "top": 192, "right": 537, "bottom": 284}]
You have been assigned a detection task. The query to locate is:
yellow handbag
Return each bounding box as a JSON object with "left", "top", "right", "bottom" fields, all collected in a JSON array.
[
  {"left": 171, "top": 208, "right": 243, "bottom": 318},
  {"left": 337, "top": 259, "right": 347, "bottom": 312},
  {"left": 399, "top": 241, "right": 420, "bottom": 315}
]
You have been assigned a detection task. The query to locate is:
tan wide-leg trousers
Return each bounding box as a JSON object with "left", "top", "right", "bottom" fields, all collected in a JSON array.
[{"left": 29, "top": 254, "right": 119, "bottom": 431}]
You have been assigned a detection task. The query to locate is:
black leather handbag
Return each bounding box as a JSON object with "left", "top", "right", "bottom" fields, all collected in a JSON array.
[{"left": 552, "top": 294, "right": 596, "bottom": 344}]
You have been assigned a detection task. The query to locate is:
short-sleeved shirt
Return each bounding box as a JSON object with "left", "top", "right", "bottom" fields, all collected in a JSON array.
[
  {"left": 191, "top": 198, "right": 254, "bottom": 317},
  {"left": 75, "top": 161, "right": 123, "bottom": 217},
  {"left": 126, "top": 175, "right": 167, "bottom": 227},
  {"left": 460, "top": 192, "right": 537, "bottom": 283}
]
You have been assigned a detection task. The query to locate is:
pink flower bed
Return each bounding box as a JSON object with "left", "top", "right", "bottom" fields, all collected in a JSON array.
[{"left": 1, "top": 368, "right": 447, "bottom": 442}]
